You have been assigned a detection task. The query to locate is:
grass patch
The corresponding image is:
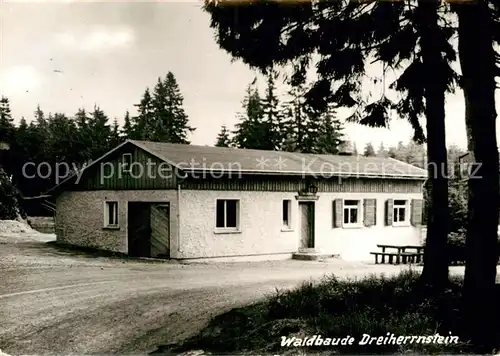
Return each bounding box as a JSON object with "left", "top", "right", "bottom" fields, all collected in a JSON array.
[{"left": 171, "top": 270, "right": 472, "bottom": 355}]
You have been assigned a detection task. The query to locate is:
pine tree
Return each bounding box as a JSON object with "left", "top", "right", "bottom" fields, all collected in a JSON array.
[
  {"left": 282, "top": 84, "right": 319, "bottom": 153},
  {"left": 215, "top": 125, "right": 231, "bottom": 147},
  {"left": 150, "top": 72, "right": 195, "bottom": 144},
  {"left": 338, "top": 140, "right": 355, "bottom": 154},
  {"left": 282, "top": 85, "right": 307, "bottom": 153},
  {"left": 0, "top": 97, "right": 14, "bottom": 145},
  {"left": 122, "top": 111, "right": 133, "bottom": 139},
  {"left": 74, "top": 108, "right": 91, "bottom": 163},
  {"left": 0, "top": 168, "right": 22, "bottom": 220},
  {"left": 281, "top": 84, "right": 344, "bottom": 154},
  {"left": 232, "top": 82, "right": 267, "bottom": 149},
  {"left": 363, "top": 142, "right": 377, "bottom": 157},
  {"left": 47, "top": 113, "right": 79, "bottom": 162},
  {"left": 132, "top": 88, "right": 155, "bottom": 141},
  {"left": 30, "top": 106, "right": 49, "bottom": 165},
  {"left": 87, "top": 105, "right": 112, "bottom": 159},
  {"left": 314, "top": 110, "right": 344, "bottom": 154},
  {"left": 260, "top": 71, "right": 285, "bottom": 150},
  {"left": 11, "top": 117, "right": 30, "bottom": 190},
  {"left": 34, "top": 105, "right": 47, "bottom": 128},
  {"left": 109, "top": 118, "right": 122, "bottom": 148},
  {"left": 388, "top": 146, "right": 398, "bottom": 159},
  {"left": 377, "top": 142, "right": 389, "bottom": 157}
]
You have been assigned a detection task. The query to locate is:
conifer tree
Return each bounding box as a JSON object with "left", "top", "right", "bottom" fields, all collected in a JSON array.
[
  {"left": 74, "top": 108, "right": 91, "bottom": 163},
  {"left": 150, "top": 72, "right": 195, "bottom": 144},
  {"left": 0, "top": 168, "right": 22, "bottom": 220},
  {"left": 122, "top": 111, "right": 133, "bottom": 139},
  {"left": 0, "top": 97, "right": 14, "bottom": 146},
  {"left": 215, "top": 125, "right": 232, "bottom": 147},
  {"left": 232, "top": 82, "right": 267, "bottom": 149},
  {"left": 132, "top": 88, "right": 155, "bottom": 141},
  {"left": 377, "top": 142, "right": 389, "bottom": 157},
  {"left": 87, "top": 105, "right": 112, "bottom": 159},
  {"left": 109, "top": 118, "right": 122, "bottom": 148},
  {"left": 260, "top": 71, "right": 285, "bottom": 150},
  {"left": 363, "top": 142, "right": 376, "bottom": 157}
]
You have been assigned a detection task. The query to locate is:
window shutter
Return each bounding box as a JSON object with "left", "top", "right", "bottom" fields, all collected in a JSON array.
[
  {"left": 385, "top": 199, "right": 394, "bottom": 226},
  {"left": 411, "top": 199, "right": 423, "bottom": 226},
  {"left": 363, "top": 199, "right": 376, "bottom": 227},
  {"left": 333, "top": 199, "right": 343, "bottom": 227}
]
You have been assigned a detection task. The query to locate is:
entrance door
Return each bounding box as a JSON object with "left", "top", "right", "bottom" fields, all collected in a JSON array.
[
  {"left": 299, "top": 202, "right": 315, "bottom": 250},
  {"left": 127, "top": 202, "right": 152, "bottom": 257},
  {"left": 150, "top": 203, "right": 170, "bottom": 258}
]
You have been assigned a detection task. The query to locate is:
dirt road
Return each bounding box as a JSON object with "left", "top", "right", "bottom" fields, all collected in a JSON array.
[{"left": 0, "top": 237, "right": 423, "bottom": 355}]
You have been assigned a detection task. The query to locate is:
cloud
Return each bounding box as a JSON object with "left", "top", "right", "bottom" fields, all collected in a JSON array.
[
  {"left": 0, "top": 66, "right": 42, "bottom": 95},
  {"left": 55, "top": 28, "right": 135, "bottom": 52}
]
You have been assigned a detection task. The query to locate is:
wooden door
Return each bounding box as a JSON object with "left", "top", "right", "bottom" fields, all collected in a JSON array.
[
  {"left": 150, "top": 203, "right": 170, "bottom": 258},
  {"left": 127, "top": 202, "right": 152, "bottom": 257},
  {"left": 299, "top": 202, "right": 314, "bottom": 249}
]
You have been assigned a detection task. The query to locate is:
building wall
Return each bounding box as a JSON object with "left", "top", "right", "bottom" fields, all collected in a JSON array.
[
  {"left": 315, "top": 192, "right": 423, "bottom": 261},
  {"left": 177, "top": 189, "right": 423, "bottom": 261},
  {"left": 177, "top": 190, "right": 299, "bottom": 259},
  {"left": 54, "top": 179, "right": 423, "bottom": 261},
  {"left": 55, "top": 190, "right": 179, "bottom": 256}
]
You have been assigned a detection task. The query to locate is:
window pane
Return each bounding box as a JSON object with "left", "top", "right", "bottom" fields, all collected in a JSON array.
[
  {"left": 393, "top": 208, "right": 398, "bottom": 222},
  {"left": 343, "top": 208, "right": 349, "bottom": 224},
  {"left": 226, "top": 200, "right": 238, "bottom": 228},
  {"left": 398, "top": 208, "right": 405, "bottom": 222},
  {"left": 216, "top": 200, "right": 225, "bottom": 228},
  {"left": 107, "top": 202, "right": 118, "bottom": 225},
  {"left": 111, "top": 203, "right": 116, "bottom": 225},
  {"left": 394, "top": 200, "right": 406, "bottom": 206},
  {"left": 282, "top": 200, "right": 289, "bottom": 225},
  {"left": 108, "top": 204, "right": 113, "bottom": 225},
  {"left": 350, "top": 208, "right": 358, "bottom": 223},
  {"left": 345, "top": 200, "right": 358, "bottom": 206}
]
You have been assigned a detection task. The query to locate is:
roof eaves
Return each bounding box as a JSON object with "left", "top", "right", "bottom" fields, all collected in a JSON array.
[{"left": 183, "top": 168, "right": 427, "bottom": 179}]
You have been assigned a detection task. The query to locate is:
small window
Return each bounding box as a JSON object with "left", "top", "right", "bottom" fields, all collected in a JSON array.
[
  {"left": 282, "top": 200, "right": 292, "bottom": 228},
  {"left": 393, "top": 200, "right": 408, "bottom": 224},
  {"left": 104, "top": 201, "right": 119, "bottom": 227},
  {"left": 122, "top": 153, "right": 132, "bottom": 173},
  {"left": 343, "top": 200, "right": 360, "bottom": 225},
  {"left": 216, "top": 199, "right": 239, "bottom": 229}
]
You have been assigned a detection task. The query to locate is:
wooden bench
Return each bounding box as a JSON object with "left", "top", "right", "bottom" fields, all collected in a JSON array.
[
  {"left": 371, "top": 244, "right": 425, "bottom": 265},
  {"left": 401, "top": 252, "right": 424, "bottom": 264},
  {"left": 370, "top": 252, "right": 402, "bottom": 264}
]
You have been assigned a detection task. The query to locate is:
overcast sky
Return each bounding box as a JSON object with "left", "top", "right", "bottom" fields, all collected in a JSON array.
[{"left": 1, "top": 1, "right": 499, "bottom": 151}]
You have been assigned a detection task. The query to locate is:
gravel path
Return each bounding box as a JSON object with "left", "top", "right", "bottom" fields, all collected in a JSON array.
[{"left": 0, "top": 235, "right": 457, "bottom": 355}]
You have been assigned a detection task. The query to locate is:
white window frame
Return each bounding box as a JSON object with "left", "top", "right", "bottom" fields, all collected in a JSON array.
[
  {"left": 104, "top": 201, "right": 119, "bottom": 228},
  {"left": 282, "top": 199, "right": 293, "bottom": 231},
  {"left": 342, "top": 199, "right": 363, "bottom": 228},
  {"left": 393, "top": 199, "right": 410, "bottom": 226},
  {"left": 122, "top": 153, "right": 132, "bottom": 173},
  {"left": 215, "top": 199, "right": 240, "bottom": 233}
]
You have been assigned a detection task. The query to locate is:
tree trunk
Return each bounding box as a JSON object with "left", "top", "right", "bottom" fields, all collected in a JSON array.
[
  {"left": 457, "top": 1, "right": 499, "bottom": 352},
  {"left": 418, "top": 0, "right": 450, "bottom": 291}
]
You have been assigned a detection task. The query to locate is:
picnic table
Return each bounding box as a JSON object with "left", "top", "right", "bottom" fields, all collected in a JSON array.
[{"left": 370, "top": 244, "right": 425, "bottom": 264}]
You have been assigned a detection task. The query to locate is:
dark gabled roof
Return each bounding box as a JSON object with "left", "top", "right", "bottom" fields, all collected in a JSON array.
[
  {"left": 132, "top": 140, "right": 427, "bottom": 179},
  {"left": 46, "top": 140, "right": 427, "bottom": 195}
]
